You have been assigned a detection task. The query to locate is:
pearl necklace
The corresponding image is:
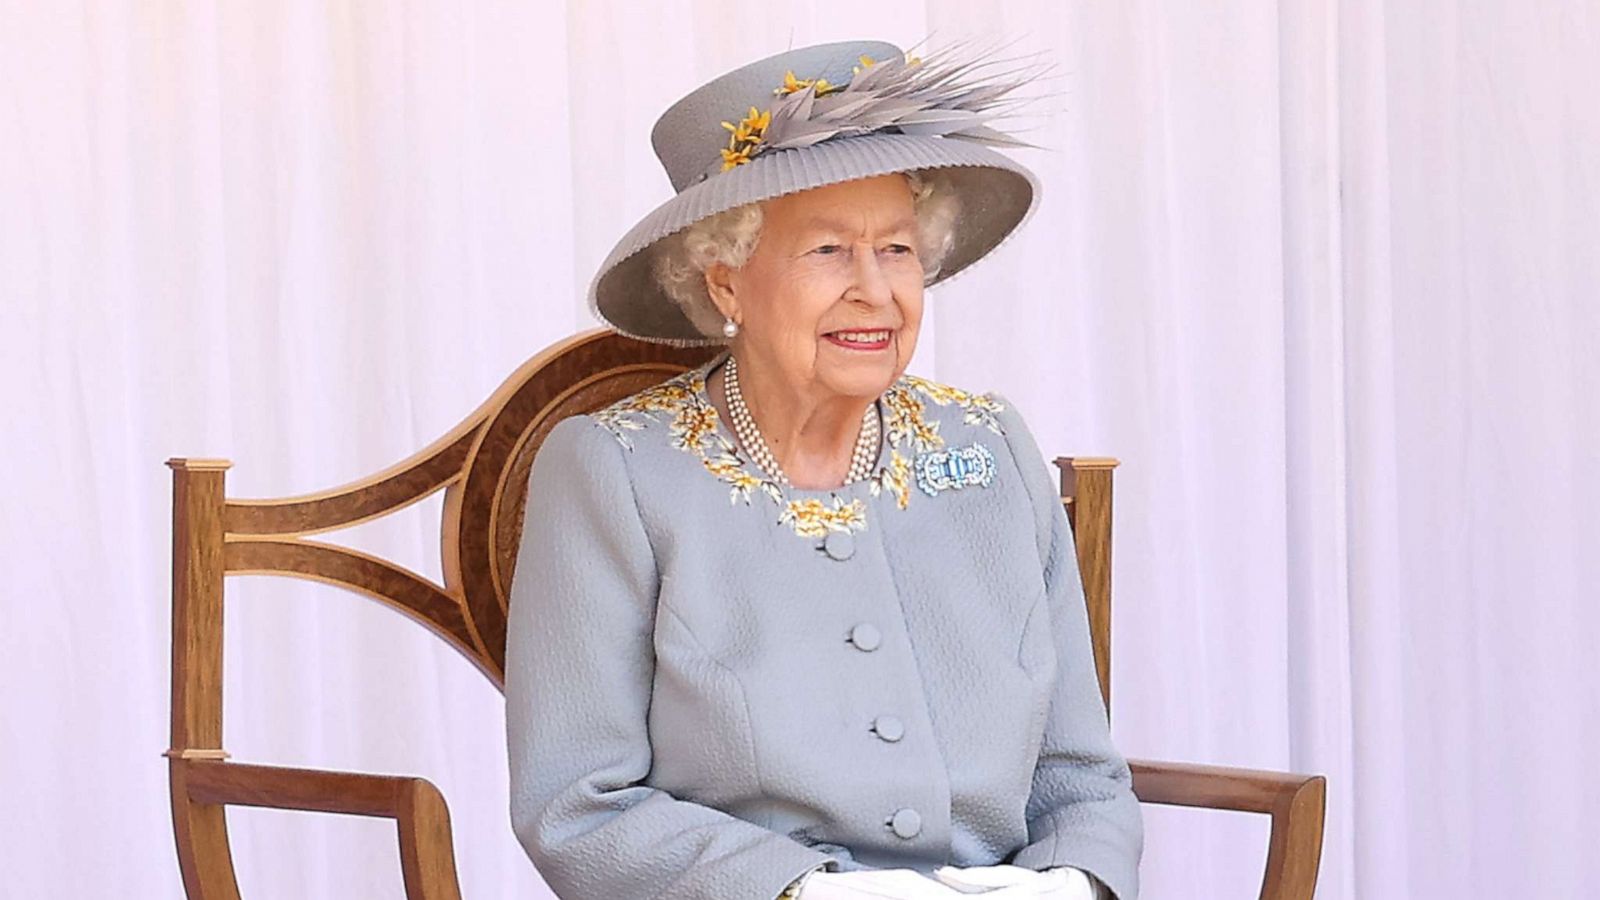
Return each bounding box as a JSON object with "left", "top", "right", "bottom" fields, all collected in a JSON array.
[{"left": 722, "top": 354, "right": 880, "bottom": 487}]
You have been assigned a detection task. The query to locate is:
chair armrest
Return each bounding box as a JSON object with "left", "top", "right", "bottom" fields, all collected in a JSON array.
[
  {"left": 1129, "top": 758, "right": 1326, "bottom": 900},
  {"left": 179, "top": 759, "right": 462, "bottom": 900}
]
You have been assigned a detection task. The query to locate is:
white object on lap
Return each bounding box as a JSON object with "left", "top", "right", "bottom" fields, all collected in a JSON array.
[
  {"left": 932, "top": 864, "right": 1101, "bottom": 899},
  {"left": 798, "top": 868, "right": 1045, "bottom": 899}
]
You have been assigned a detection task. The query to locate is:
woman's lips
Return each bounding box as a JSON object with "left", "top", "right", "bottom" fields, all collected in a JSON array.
[{"left": 822, "top": 329, "right": 893, "bottom": 351}]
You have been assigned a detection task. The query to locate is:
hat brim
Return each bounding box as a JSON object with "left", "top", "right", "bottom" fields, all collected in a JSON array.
[{"left": 588, "top": 132, "right": 1041, "bottom": 346}]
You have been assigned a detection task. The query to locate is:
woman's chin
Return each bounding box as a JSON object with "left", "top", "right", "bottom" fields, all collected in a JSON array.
[{"left": 816, "top": 345, "right": 904, "bottom": 398}]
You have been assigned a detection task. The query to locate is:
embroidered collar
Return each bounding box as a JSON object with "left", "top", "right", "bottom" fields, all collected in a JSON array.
[{"left": 591, "top": 353, "right": 1005, "bottom": 540}]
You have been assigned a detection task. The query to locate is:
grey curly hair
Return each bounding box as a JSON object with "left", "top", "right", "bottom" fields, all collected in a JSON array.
[{"left": 650, "top": 170, "right": 961, "bottom": 340}]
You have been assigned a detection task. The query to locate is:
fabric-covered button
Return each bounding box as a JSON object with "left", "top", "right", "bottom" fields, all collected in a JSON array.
[
  {"left": 848, "top": 622, "right": 882, "bottom": 651},
  {"left": 888, "top": 808, "right": 922, "bottom": 839},
  {"left": 822, "top": 530, "right": 855, "bottom": 560},
  {"left": 871, "top": 715, "right": 904, "bottom": 742}
]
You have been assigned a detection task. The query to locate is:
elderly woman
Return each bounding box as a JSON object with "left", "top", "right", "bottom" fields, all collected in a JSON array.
[{"left": 505, "top": 40, "right": 1143, "bottom": 900}]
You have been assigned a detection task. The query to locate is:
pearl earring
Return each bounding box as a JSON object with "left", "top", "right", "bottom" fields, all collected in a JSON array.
[{"left": 722, "top": 318, "right": 739, "bottom": 338}]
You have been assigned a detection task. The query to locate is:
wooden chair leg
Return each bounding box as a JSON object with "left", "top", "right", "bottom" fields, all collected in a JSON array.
[
  {"left": 1260, "top": 770, "right": 1327, "bottom": 900},
  {"left": 396, "top": 777, "right": 463, "bottom": 900},
  {"left": 170, "top": 759, "right": 243, "bottom": 900}
]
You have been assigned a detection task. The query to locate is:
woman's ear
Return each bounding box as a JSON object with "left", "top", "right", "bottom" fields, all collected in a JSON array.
[{"left": 703, "top": 262, "right": 740, "bottom": 324}]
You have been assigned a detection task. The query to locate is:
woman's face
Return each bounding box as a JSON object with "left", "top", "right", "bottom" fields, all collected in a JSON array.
[{"left": 708, "top": 174, "right": 926, "bottom": 403}]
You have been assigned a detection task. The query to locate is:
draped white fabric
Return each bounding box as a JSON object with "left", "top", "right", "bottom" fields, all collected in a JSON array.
[{"left": 3, "top": 2, "right": 1595, "bottom": 897}]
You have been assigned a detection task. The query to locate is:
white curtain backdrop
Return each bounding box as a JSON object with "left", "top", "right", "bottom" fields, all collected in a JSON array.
[{"left": 3, "top": 2, "right": 1596, "bottom": 897}]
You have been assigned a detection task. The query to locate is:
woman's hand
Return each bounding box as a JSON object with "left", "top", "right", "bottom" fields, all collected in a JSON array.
[
  {"left": 797, "top": 868, "right": 1046, "bottom": 899},
  {"left": 931, "top": 864, "right": 1102, "bottom": 899}
]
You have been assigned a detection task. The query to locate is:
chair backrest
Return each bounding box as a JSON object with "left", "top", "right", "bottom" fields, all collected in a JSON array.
[{"left": 164, "top": 327, "right": 1117, "bottom": 896}]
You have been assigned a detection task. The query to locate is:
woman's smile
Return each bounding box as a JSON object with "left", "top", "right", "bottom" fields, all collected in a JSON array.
[{"left": 822, "top": 328, "right": 894, "bottom": 351}]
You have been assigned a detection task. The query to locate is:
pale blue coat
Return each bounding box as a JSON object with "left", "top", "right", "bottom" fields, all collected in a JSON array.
[{"left": 505, "top": 352, "right": 1143, "bottom": 900}]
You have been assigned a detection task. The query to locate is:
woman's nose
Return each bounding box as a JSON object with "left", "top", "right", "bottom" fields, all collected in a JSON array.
[{"left": 849, "top": 242, "right": 893, "bottom": 305}]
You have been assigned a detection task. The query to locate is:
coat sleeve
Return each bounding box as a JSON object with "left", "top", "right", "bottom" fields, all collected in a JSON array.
[
  {"left": 504, "top": 415, "right": 837, "bottom": 900},
  {"left": 990, "top": 396, "right": 1145, "bottom": 900}
]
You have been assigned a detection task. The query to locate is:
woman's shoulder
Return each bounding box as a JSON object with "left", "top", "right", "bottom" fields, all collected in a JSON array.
[
  {"left": 884, "top": 370, "right": 1014, "bottom": 439},
  {"left": 528, "top": 366, "right": 708, "bottom": 483},
  {"left": 564, "top": 366, "right": 716, "bottom": 454},
  {"left": 884, "top": 372, "right": 1057, "bottom": 497}
]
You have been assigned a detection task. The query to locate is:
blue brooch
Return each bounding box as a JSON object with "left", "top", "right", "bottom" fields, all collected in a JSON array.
[{"left": 914, "top": 442, "right": 997, "bottom": 497}]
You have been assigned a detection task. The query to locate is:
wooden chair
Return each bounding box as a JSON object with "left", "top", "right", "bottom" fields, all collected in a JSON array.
[{"left": 166, "top": 328, "right": 1326, "bottom": 899}]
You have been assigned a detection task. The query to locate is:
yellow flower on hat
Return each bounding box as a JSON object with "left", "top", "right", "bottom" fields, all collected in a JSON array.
[
  {"left": 718, "top": 106, "right": 772, "bottom": 170},
  {"left": 721, "top": 106, "right": 770, "bottom": 146},
  {"left": 775, "top": 70, "right": 839, "bottom": 97}
]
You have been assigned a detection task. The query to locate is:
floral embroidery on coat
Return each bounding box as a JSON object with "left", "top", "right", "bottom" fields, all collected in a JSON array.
[{"left": 590, "top": 357, "right": 1006, "bottom": 540}]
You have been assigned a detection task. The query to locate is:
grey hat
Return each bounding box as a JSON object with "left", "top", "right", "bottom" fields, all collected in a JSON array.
[{"left": 589, "top": 39, "right": 1044, "bottom": 346}]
